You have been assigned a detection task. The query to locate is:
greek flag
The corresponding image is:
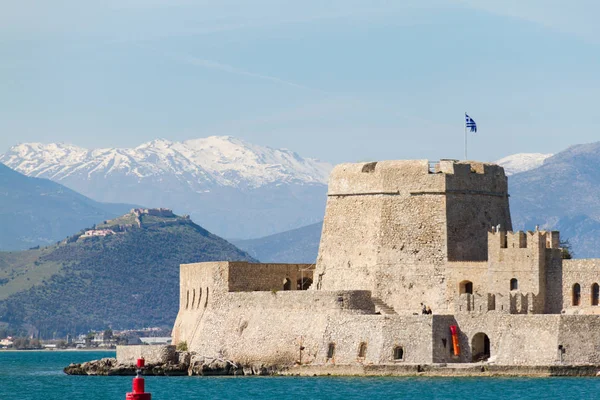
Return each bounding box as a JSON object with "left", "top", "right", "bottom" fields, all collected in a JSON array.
[{"left": 465, "top": 113, "right": 477, "bottom": 133}]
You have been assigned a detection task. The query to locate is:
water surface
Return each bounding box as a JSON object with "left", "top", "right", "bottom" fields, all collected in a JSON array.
[{"left": 1, "top": 351, "right": 599, "bottom": 399}]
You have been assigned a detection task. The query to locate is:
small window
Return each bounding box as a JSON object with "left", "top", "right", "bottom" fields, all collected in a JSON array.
[
  {"left": 192, "top": 289, "right": 196, "bottom": 308},
  {"left": 327, "top": 343, "right": 336, "bottom": 359},
  {"left": 573, "top": 283, "right": 581, "bottom": 306},
  {"left": 393, "top": 346, "right": 404, "bottom": 361},
  {"left": 510, "top": 278, "right": 518, "bottom": 291},
  {"left": 358, "top": 342, "right": 367, "bottom": 358},
  {"left": 459, "top": 280, "right": 473, "bottom": 295},
  {"left": 198, "top": 288, "right": 203, "bottom": 309},
  {"left": 204, "top": 287, "right": 209, "bottom": 308},
  {"left": 186, "top": 290, "right": 190, "bottom": 309},
  {"left": 592, "top": 283, "right": 599, "bottom": 306}
]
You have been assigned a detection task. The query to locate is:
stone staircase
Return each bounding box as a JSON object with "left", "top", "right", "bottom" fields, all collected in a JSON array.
[{"left": 372, "top": 297, "right": 398, "bottom": 315}]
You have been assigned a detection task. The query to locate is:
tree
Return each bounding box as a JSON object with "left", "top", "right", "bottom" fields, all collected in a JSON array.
[{"left": 560, "top": 239, "right": 573, "bottom": 259}]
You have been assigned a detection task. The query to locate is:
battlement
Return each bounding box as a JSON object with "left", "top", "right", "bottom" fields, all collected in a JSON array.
[
  {"left": 488, "top": 230, "right": 560, "bottom": 251},
  {"left": 327, "top": 159, "right": 508, "bottom": 197}
]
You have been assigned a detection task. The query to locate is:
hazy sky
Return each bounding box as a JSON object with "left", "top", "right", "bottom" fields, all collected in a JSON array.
[{"left": 2, "top": 0, "right": 600, "bottom": 164}]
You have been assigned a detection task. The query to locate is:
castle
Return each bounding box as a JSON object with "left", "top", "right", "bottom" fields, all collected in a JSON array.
[{"left": 172, "top": 160, "right": 600, "bottom": 367}]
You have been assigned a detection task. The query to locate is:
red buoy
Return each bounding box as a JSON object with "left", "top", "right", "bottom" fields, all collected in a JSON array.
[{"left": 126, "top": 358, "right": 151, "bottom": 400}]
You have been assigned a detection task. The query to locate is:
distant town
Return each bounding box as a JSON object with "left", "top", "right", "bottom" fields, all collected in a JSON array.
[{"left": 0, "top": 327, "right": 171, "bottom": 350}]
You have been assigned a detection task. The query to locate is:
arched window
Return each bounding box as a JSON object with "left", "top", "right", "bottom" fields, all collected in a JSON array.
[
  {"left": 510, "top": 278, "right": 518, "bottom": 291},
  {"left": 592, "top": 283, "right": 599, "bottom": 306},
  {"left": 573, "top": 283, "right": 581, "bottom": 306},
  {"left": 357, "top": 342, "right": 367, "bottom": 358},
  {"left": 459, "top": 280, "right": 473, "bottom": 295},
  {"left": 327, "top": 343, "right": 336, "bottom": 359},
  {"left": 393, "top": 346, "right": 404, "bottom": 361}
]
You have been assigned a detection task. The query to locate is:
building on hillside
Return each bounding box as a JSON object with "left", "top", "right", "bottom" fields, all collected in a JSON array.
[
  {"left": 80, "top": 229, "right": 115, "bottom": 238},
  {"left": 172, "top": 159, "right": 600, "bottom": 366}
]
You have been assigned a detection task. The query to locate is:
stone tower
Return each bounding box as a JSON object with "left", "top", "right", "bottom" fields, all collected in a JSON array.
[{"left": 313, "top": 159, "right": 512, "bottom": 314}]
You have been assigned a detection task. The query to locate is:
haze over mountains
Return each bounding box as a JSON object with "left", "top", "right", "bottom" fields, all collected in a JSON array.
[
  {"left": 0, "top": 136, "right": 332, "bottom": 239},
  {"left": 0, "top": 163, "right": 133, "bottom": 250}
]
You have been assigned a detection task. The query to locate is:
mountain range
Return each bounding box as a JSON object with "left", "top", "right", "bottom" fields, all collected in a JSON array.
[{"left": 0, "top": 136, "right": 332, "bottom": 239}]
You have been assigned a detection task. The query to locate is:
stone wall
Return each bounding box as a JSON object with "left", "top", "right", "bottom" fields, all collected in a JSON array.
[
  {"left": 443, "top": 161, "right": 512, "bottom": 262},
  {"left": 561, "top": 259, "right": 600, "bottom": 313},
  {"left": 228, "top": 262, "right": 314, "bottom": 292},
  {"left": 180, "top": 289, "right": 436, "bottom": 365}
]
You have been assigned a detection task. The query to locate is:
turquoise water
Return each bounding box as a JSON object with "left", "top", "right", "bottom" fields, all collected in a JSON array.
[{"left": 2, "top": 351, "right": 600, "bottom": 400}]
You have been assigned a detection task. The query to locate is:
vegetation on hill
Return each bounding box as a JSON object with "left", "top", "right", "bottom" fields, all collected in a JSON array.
[
  {"left": 0, "top": 210, "right": 255, "bottom": 338},
  {"left": 0, "top": 163, "right": 134, "bottom": 251}
]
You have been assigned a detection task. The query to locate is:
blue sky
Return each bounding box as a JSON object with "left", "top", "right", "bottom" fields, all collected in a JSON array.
[{"left": 2, "top": 0, "right": 600, "bottom": 164}]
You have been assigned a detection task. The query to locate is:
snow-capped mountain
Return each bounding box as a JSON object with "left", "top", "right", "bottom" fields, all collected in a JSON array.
[
  {"left": 1, "top": 136, "right": 331, "bottom": 189},
  {"left": 495, "top": 153, "right": 553, "bottom": 176},
  {"left": 0, "top": 137, "right": 333, "bottom": 240}
]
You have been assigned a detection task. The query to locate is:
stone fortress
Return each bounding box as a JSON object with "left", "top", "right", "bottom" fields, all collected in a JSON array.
[{"left": 172, "top": 159, "right": 600, "bottom": 368}]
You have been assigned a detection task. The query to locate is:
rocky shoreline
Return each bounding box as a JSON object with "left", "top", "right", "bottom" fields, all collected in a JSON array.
[
  {"left": 63, "top": 353, "right": 282, "bottom": 376},
  {"left": 64, "top": 356, "right": 600, "bottom": 377},
  {"left": 63, "top": 345, "right": 600, "bottom": 377}
]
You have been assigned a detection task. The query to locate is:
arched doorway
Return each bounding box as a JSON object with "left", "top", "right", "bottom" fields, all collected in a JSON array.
[
  {"left": 471, "top": 333, "right": 490, "bottom": 362},
  {"left": 283, "top": 278, "right": 292, "bottom": 291}
]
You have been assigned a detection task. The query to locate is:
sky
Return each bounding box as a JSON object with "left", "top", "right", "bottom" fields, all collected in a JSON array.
[{"left": 2, "top": 0, "right": 600, "bottom": 164}]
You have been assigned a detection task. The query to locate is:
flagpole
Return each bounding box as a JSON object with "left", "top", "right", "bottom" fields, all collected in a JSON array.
[{"left": 464, "top": 112, "right": 467, "bottom": 160}]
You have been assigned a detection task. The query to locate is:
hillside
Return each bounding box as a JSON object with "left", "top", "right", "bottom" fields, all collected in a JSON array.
[
  {"left": 509, "top": 142, "right": 600, "bottom": 257},
  {"left": 0, "top": 137, "right": 332, "bottom": 239},
  {"left": 0, "top": 209, "right": 255, "bottom": 337},
  {"left": 0, "top": 163, "right": 134, "bottom": 251},
  {"left": 233, "top": 221, "right": 323, "bottom": 263}
]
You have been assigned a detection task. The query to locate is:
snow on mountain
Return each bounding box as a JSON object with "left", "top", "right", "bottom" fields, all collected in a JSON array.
[
  {"left": 495, "top": 153, "right": 553, "bottom": 176},
  {"left": 0, "top": 136, "right": 332, "bottom": 189},
  {"left": 0, "top": 137, "right": 332, "bottom": 239}
]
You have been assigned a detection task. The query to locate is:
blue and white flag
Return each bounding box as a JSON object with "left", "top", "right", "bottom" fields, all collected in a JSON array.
[{"left": 465, "top": 113, "right": 477, "bottom": 133}]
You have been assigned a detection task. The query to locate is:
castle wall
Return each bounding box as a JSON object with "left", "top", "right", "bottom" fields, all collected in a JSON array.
[
  {"left": 227, "top": 262, "right": 314, "bottom": 292},
  {"left": 453, "top": 314, "right": 561, "bottom": 364},
  {"left": 182, "top": 289, "right": 437, "bottom": 365},
  {"left": 561, "top": 259, "right": 600, "bottom": 312},
  {"left": 444, "top": 162, "right": 512, "bottom": 262},
  {"left": 314, "top": 160, "right": 512, "bottom": 316}
]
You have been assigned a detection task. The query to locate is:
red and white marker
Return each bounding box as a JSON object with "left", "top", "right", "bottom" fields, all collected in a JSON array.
[{"left": 126, "top": 358, "right": 151, "bottom": 400}]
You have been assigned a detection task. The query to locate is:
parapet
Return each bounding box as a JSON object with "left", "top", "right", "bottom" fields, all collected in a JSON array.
[
  {"left": 326, "top": 159, "right": 508, "bottom": 197},
  {"left": 488, "top": 230, "right": 560, "bottom": 251}
]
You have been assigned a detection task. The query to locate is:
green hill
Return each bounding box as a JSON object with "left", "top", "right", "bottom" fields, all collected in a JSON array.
[
  {"left": 0, "top": 163, "right": 135, "bottom": 251},
  {"left": 0, "top": 209, "right": 255, "bottom": 337}
]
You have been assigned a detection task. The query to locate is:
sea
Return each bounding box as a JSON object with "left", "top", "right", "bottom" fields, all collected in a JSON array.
[{"left": 2, "top": 351, "right": 600, "bottom": 400}]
